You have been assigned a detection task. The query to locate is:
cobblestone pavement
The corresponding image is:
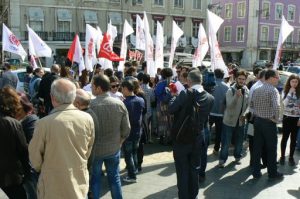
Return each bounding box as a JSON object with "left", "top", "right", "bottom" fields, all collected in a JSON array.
[{"left": 1, "top": 135, "right": 300, "bottom": 199}]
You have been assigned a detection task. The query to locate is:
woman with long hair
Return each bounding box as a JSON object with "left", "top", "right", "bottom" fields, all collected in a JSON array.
[{"left": 279, "top": 74, "right": 300, "bottom": 166}]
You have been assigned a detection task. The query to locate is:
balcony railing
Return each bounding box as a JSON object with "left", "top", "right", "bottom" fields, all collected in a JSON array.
[
  {"left": 258, "top": 40, "right": 300, "bottom": 49},
  {"left": 25, "top": 31, "right": 49, "bottom": 41},
  {"left": 53, "top": 32, "right": 75, "bottom": 41}
]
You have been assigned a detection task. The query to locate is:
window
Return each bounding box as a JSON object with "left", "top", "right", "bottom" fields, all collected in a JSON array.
[
  {"left": 286, "top": 33, "right": 293, "bottom": 44},
  {"left": 28, "top": 7, "right": 44, "bottom": 31},
  {"left": 262, "top": 1, "right": 270, "bottom": 18},
  {"left": 261, "top": 26, "right": 269, "bottom": 41},
  {"left": 132, "top": 0, "right": 143, "bottom": 5},
  {"left": 154, "top": 0, "right": 163, "bottom": 6},
  {"left": 57, "top": 9, "right": 71, "bottom": 32},
  {"left": 193, "top": 0, "right": 201, "bottom": 9},
  {"left": 236, "top": 26, "right": 244, "bottom": 42},
  {"left": 224, "top": 26, "right": 231, "bottom": 42},
  {"left": 274, "top": 27, "right": 280, "bottom": 42},
  {"left": 174, "top": 0, "right": 183, "bottom": 8},
  {"left": 237, "top": 1, "right": 246, "bottom": 18},
  {"left": 57, "top": 21, "right": 70, "bottom": 32},
  {"left": 110, "top": 0, "right": 120, "bottom": 2},
  {"left": 288, "top": 5, "right": 295, "bottom": 21},
  {"left": 192, "top": 22, "right": 199, "bottom": 37},
  {"left": 225, "top": 4, "right": 233, "bottom": 18},
  {"left": 275, "top": 4, "right": 283, "bottom": 20},
  {"left": 29, "top": 21, "right": 43, "bottom": 31},
  {"left": 175, "top": 21, "right": 184, "bottom": 30}
]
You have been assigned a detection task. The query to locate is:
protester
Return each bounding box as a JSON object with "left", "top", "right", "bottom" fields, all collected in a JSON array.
[
  {"left": 0, "top": 63, "right": 18, "bottom": 89},
  {"left": 29, "top": 78, "right": 95, "bottom": 198},
  {"left": 279, "top": 74, "right": 300, "bottom": 166},
  {"left": 90, "top": 74, "right": 130, "bottom": 199},
  {"left": 209, "top": 69, "right": 229, "bottom": 155},
  {"left": 121, "top": 79, "right": 145, "bottom": 182},
  {"left": 251, "top": 69, "right": 283, "bottom": 179},
  {"left": 218, "top": 70, "right": 249, "bottom": 168},
  {"left": 24, "top": 65, "right": 33, "bottom": 96},
  {"left": 0, "top": 87, "right": 30, "bottom": 199},
  {"left": 109, "top": 76, "right": 124, "bottom": 101},
  {"left": 29, "top": 67, "right": 44, "bottom": 101},
  {"left": 169, "top": 69, "right": 214, "bottom": 199}
]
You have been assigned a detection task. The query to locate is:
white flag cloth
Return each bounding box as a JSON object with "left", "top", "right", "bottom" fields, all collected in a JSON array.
[
  {"left": 85, "top": 24, "right": 98, "bottom": 71},
  {"left": 96, "top": 26, "right": 103, "bottom": 54},
  {"left": 2, "top": 23, "right": 27, "bottom": 61},
  {"left": 168, "top": 21, "right": 183, "bottom": 68},
  {"left": 207, "top": 10, "right": 228, "bottom": 77},
  {"left": 27, "top": 24, "right": 52, "bottom": 58},
  {"left": 274, "top": 16, "right": 294, "bottom": 69},
  {"left": 73, "top": 35, "right": 85, "bottom": 75},
  {"left": 118, "top": 20, "right": 134, "bottom": 72},
  {"left": 136, "top": 15, "right": 146, "bottom": 50},
  {"left": 155, "top": 21, "right": 164, "bottom": 69},
  {"left": 192, "top": 23, "right": 209, "bottom": 68},
  {"left": 144, "top": 11, "right": 155, "bottom": 77},
  {"left": 102, "top": 22, "right": 118, "bottom": 70}
]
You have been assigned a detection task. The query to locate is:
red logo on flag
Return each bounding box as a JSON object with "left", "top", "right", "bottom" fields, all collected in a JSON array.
[{"left": 9, "top": 34, "right": 21, "bottom": 46}]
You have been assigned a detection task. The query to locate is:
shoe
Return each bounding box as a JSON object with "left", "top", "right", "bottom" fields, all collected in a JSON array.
[
  {"left": 199, "top": 175, "right": 206, "bottom": 183},
  {"left": 253, "top": 173, "right": 262, "bottom": 179},
  {"left": 235, "top": 158, "right": 241, "bottom": 165},
  {"left": 288, "top": 157, "right": 296, "bottom": 166},
  {"left": 269, "top": 172, "right": 284, "bottom": 180},
  {"left": 212, "top": 149, "right": 219, "bottom": 156},
  {"left": 218, "top": 161, "right": 225, "bottom": 168},
  {"left": 279, "top": 157, "right": 285, "bottom": 165},
  {"left": 123, "top": 176, "right": 137, "bottom": 183},
  {"left": 260, "top": 164, "right": 267, "bottom": 169}
]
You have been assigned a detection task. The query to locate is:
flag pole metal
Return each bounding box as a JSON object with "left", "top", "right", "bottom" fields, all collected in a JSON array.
[{"left": 37, "top": 57, "right": 43, "bottom": 68}]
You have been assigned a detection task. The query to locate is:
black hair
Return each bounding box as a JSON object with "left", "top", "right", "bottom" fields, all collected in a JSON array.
[
  {"left": 92, "top": 74, "right": 110, "bottom": 92},
  {"left": 264, "top": 69, "right": 277, "bottom": 80},
  {"left": 121, "top": 79, "right": 135, "bottom": 92},
  {"left": 214, "top": 68, "right": 225, "bottom": 79},
  {"left": 142, "top": 73, "right": 150, "bottom": 84},
  {"left": 160, "top": 68, "right": 173, "bottom": 79}
]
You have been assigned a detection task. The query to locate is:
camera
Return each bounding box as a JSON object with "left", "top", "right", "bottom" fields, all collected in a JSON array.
[{"left": 236, "top": 85, "right": 245, "bottom": 95}]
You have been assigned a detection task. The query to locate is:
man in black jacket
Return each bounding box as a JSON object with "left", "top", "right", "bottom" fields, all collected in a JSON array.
[{"left": 169, "top": 69, "right": 214, "bottom": 199}]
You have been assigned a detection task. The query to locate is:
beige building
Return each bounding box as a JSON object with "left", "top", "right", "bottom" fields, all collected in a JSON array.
[{"left": 1, "top": 0, "right": 208, "bottom": 66}]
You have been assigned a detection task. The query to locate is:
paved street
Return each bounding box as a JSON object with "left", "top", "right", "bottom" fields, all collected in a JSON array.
[{"left": 1, "top": 136, "right": 300, "bottom": 199}]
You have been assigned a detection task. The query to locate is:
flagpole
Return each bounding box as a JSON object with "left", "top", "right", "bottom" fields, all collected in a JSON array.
[
  {"left": 1, "top": 49, "right": 4, "bottom": 65},
  {"left": 37, "top": 57, "right": 43, "bottom": 68}
]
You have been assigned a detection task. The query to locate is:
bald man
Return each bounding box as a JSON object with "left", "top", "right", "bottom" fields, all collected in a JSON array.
[{"left": 29, "top": 79, "right": 95, "bottom": 199}]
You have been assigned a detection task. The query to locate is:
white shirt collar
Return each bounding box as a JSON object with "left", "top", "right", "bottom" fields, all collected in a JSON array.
[{"left": 191, "top": 84, "right": 204, "bottom": 93}]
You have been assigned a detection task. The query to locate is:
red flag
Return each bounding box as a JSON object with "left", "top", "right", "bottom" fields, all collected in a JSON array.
[
  {"left": 67, "top": 34, "right": 77, "bottom": 61},
  {"left": 98, "top": 33, "right": 124, "bottom": 62}
]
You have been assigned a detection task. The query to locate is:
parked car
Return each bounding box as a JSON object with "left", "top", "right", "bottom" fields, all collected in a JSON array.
[
  {"left": 277, "top": 70, "right": 293, "bottom": 93},
  {"left": 163, "top": 53, "right": 211, "bottom": 68},
  {"left": 286, "top": 65, "right": 300, "bottom": 76},
  {"left": 11, "top": 67, "right": 50, "bottom": 93},
  {"left": 253, "top": 60, "right": 269, "bottom": 69}
]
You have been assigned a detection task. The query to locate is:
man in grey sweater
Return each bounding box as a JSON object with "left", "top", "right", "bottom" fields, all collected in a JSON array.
[{"left": 90, "top": 74, "right": 131, "bottom": 199}]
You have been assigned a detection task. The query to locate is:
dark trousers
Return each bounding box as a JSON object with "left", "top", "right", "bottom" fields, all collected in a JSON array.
[
  {"left": 281, "top": 116, "right": 299, "bottom": 158},
  {"left": 173, "top": 134, "right": 203, "bottom": 199},
  {"left": 248, "top": 135, "right": 267, "bottom": 166},
  {"left": 123, "top": 139, "right": 140, "bottom": 179},
  {"left": 209, "top": 115, "right": 223, "bottom": 152},
  {"left": 200, "top": 123, "right": 210, "bottom": 177},
  {"left": 2, "top": 184, "right": 27, "bottom": 199},
  {"left": 253, "top": 117, "right": 278, "bottom": 177}
]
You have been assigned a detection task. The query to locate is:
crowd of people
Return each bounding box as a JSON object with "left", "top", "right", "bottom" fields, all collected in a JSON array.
[{"left": 0, "top": 59, "right": 299, "bottom": 199}]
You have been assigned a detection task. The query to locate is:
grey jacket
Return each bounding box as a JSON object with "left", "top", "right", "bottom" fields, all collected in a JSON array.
[
  {"left": 210, "top": 79, "right": 229, "bottom": 116},
  {"left": 90, "top": 93, "right": 130, "bottom": 157},
  {"left": 223, "top": 84, "right": 249, "bottom": 127}
]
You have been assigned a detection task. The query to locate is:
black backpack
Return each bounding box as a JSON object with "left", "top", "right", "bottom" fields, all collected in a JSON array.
[
  {"left": 202, "top": 69, "right": 216, "bottom": 93},
  {"left": 171, "top": 89, "right": 202, "bottom": 144}
]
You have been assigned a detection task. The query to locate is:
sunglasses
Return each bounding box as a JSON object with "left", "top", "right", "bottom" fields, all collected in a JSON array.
[{"left": 111, "top": 84, "right": 120, "bottom": 88}]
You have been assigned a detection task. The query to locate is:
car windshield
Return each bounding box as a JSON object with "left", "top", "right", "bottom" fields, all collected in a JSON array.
[
  {"left": 287, "top": 67, "right": 300, "bottom": 74},
  {"left": 17, "top": 72, "right": 25, "bottom": 82}
]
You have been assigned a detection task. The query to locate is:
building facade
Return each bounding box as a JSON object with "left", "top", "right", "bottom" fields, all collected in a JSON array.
[
  {"left": 213, "top": 0, "right": 300, "bottom": 68},
  {"left": 0, "top": 0, "right": 208, "bottom": 66}
]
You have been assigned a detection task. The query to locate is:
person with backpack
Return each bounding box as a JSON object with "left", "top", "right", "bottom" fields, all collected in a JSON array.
[
  {"left": 29, "top": 68, "right": 44, "bottom": 101},
  {"left": 218, "top": 70, "right": 249, "bottom": 168},
  {"left": 168, "top": 69, "right": 214, "bottom": 199}
]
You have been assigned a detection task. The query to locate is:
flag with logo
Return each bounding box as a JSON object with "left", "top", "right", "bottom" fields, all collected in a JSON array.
[
  {"left": 85, "top": 24, "right": 98, "bottom": 71},
  {"left": 155, "top": 21, "right": 164, "bottom": 69},
  {"left": 207, "top": 10, "right": 228, "bottom": 77},
  {"left": 67, "top": 34, "right": 85, "bottom": 75},
  {"left": 136, "top": 14, "right": 145, "bottom": 50},
  {"left": 192, "top": 23, "right": 209, "bottom": 68},
  {"left": 144, "top": 11, "right": 155, "bottom": 77},
  {"left": 27, "top": 24, "right": 52, "bottom": 58},
  {"left": 98, "top": 32, "right": 124, "bottom": 62},
  {"left": 168, "top": 21, "right": 183, "bottom": 68},
  {"left": 118, "top": 20, "right": 134, "bottom": 71},
  {"left": 2, "top": 23, "right": 27, "bottom": 60},
  {"left": 274, "top": 15, "right": 294, "bottom": 69}
]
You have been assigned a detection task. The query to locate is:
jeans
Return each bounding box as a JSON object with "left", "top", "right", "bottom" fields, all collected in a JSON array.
[
  {"left": 219, "top": 123, "right": 245, "bottom": 162},
  {"left": 253, "top": 117, "right": 278, "bottom": 177},
  {"left": 209, "top": 115, "right": 223, "bottom": 152},
  {"left": 23, "top": 169, "right": 38, "bottom": 199},
  {"left": 173, "top": 134, "right": 203, "bottom": 199},
  {"left": 200, "top": 125, "right": 210, "bottom": 177},
  {"left": 122, "top": 139, "right": 140, "bottom": 179},
  {"left": 91, "top": 150, "right": 122, "bottom": 199},
  {"left": 280, "top": 116, "right": 299, "bottom": 158},
  {"left": 297, "top": 128, "right": 300, "bottom": 150}
]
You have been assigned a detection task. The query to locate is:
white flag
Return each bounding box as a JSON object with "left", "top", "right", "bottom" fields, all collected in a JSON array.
[
  {"left": 136, "top": 15, "right": 146, "bottom": 50},
  {"left": 2, "top": 23, "right": 27, "bottom": 61},
  {"left": 155, "top": 21, "right": 164, "bottom": 69},
  {"left": 118, "top": 20, "right": 134, "bottom": 72},
  {"left": 192, "top": 23, "right": 209, "bottom": 68},
  {"left": 144, "top": 11, "right": 155, "bottom": 77},
  {"left": 207, "top": 10, "right": 228, "bottom": 77},
  {"left": 168, "top": 21, "right": 183, "bottom": 68},
  {"left": 27, "top": 24, "right": 52, "bottom": 58},
  {"left": 274, "top": 16, "right": 294, "bottom": 69},
  {"left": 73, "top": 35, "right": 85, "bottom": 75},
  {"left": 101, "top": 22, "right": 118, "bottom": 70},
  {"left": 96, "top": 26, "right": 103, "bottom": 55},
  {"left": 85, "top": 24, "right": 98, "bottom": 71}
]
